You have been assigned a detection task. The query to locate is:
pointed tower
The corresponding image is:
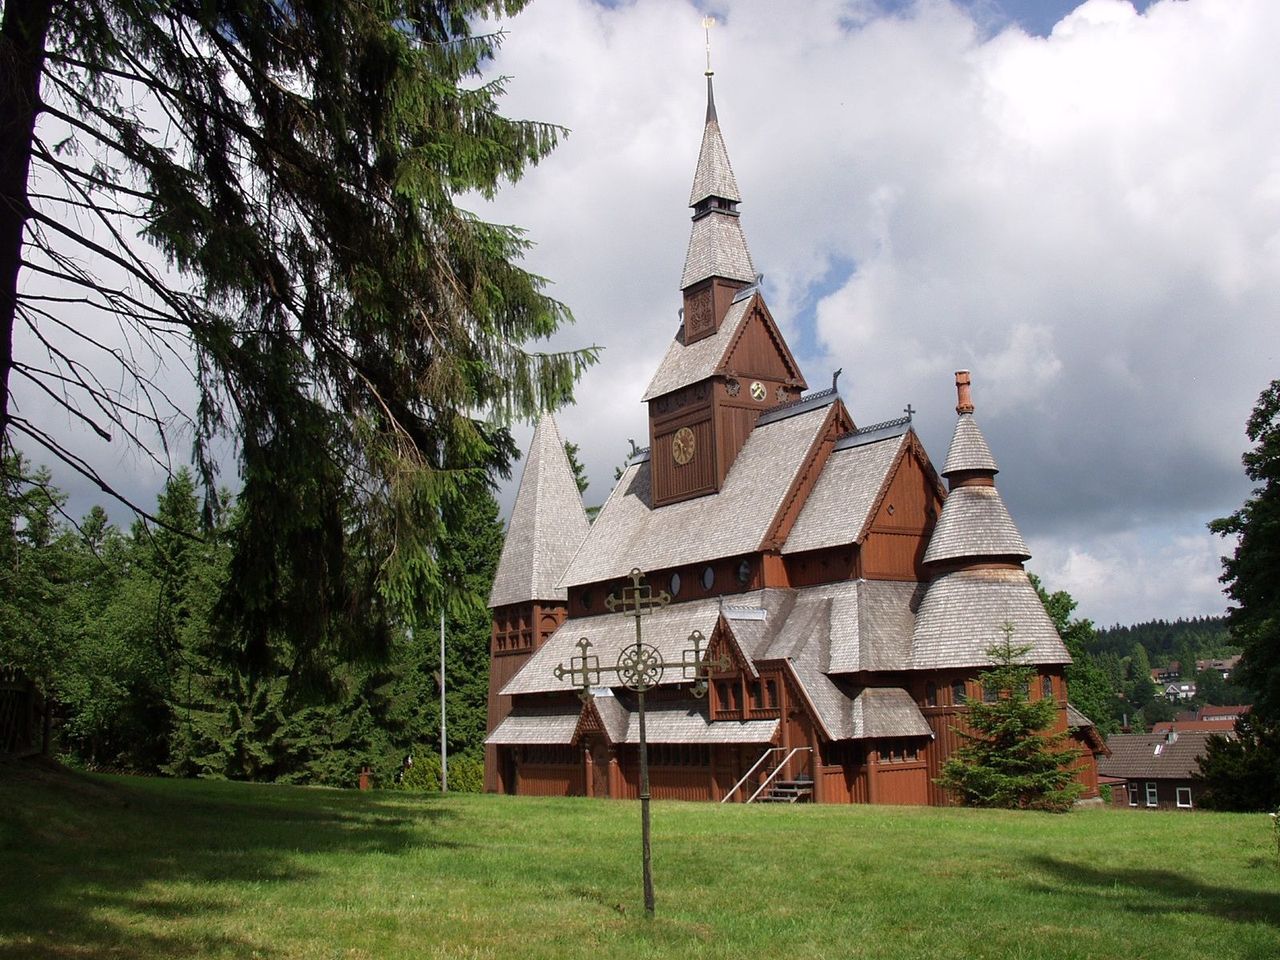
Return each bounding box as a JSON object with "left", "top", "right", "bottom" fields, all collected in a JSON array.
[
  {"left": 911, "top": 371, "right": 1069, "bottom": 671},
  {"left": 642, "top": 71, "right": 806, "bottom": 507},
  {"left": 485, "top": 413, "right": 590, "bottom": 792},
  {"left": 681, "top": 74, "right": 756, "bottom": 342}
]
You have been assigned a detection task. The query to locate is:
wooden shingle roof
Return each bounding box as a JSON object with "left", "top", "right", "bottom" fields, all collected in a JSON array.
[{"left": 488, "top": 414, "right": 590, "bottom": 608}]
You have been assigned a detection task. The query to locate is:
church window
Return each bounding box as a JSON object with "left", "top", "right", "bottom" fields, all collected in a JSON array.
[
  {"left": 951, "top": 680, "right": 966, "bottom": 705},
  {"left": 737, "top": 559, "right": 751, "bottom": 585},
  {"left": 925, "top": 682, "right": 938, "bottom": 707},
  {"left": 582, "top": 590, "right": 593, "bottom": 610},
  {"left": 983, "top": 683, "right": 998, "bottom": 703},
  {"left": 886, "top": 504, "right": 895, "bottom": 516},
  {"left": 669, "top": 572, "right": 682, "bottom": 596},
  {"left": 1042, "top": 676, "right": 1053, "bottom": 700},
  {"left": 765, "top": 678, "right": 779, "bottom": 709},
  {"left": 749, "top": 679, "right": 763, "bottom": 709},
  {"left": 702, "top": 566, "right": 716, "bottom": 590}
]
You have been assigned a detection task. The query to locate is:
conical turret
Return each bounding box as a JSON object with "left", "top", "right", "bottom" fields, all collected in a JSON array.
[
  {"left": 488, "top": 414, "right": 590, "bottom": 607},
  {"left": 923, "top": 372, "right": 1029, "bottom": 568}
]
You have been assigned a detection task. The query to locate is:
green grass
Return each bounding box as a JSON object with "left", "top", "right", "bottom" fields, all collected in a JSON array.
[{"left": 1, "top": 759, "right": 1277, "bottom": 960}]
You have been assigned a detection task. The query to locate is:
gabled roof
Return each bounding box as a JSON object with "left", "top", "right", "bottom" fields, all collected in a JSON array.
[
  {"left": 558, "top": 404, "right": 833, "bottom": 586},
  {"left": 910, "top": 568, "right": 1071, "bottom": 670},
  {"left": 1098, "top": 730, "right": 1221, "bottom": 780},
  {"left": 501, "top": 594, "right": 751, "bottom": 697},
  {"left": 782, "top": 433, "right": 908, "bottom": 554},
  {"left": 681, "top": 210, "right": 755, "bottom": 289},
  {"left": 488, "top": 414, "right": 591, "bottom": 608},
  {"left": 942, "top": 414, "right": 998, "bottom": 476},
  {"left": 922, "top": 484, "right": 1030, "bottom": 565},
  {"left": 642, "top": 298, "right": 751, "bottom": 401}
]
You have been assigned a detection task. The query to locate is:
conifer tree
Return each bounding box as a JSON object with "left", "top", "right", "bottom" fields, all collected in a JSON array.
[
  {"left": 1, "top": 1, "right": 596, "bottom": 669},
  {"left": 937, "top": 624, "right": 1082, "bottom": 812}
]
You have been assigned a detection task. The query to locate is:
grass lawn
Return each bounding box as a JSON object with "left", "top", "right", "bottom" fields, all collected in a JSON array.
[{"left": 1, "top": 759, "right": 1277, "bottom": 959}]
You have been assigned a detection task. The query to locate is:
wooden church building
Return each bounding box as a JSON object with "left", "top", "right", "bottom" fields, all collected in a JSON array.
[{"left": 483, "top": 75, "right": 1105, "bottom": 805}]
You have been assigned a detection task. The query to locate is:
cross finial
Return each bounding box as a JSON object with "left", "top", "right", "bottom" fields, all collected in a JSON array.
[
  {"left": 703, "top": 16, "right": 715, "bottom": 76},
  {"left": 903, "top": 403, "right": 916, "bottom": 420}
]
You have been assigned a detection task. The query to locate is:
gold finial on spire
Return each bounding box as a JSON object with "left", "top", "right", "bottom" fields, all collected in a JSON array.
[{"left": 702, "top": 15, "right": 715, "bottom": 76}]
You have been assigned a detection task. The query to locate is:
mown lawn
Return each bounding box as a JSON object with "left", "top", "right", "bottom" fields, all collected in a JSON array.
[{"left": 0, "top": 759, "right": 1276, "bottom": 960}]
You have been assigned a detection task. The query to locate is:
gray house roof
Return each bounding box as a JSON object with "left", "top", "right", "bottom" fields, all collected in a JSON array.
[
  {"left": 486, "top": 704, "right": 580, "bottom": 745},
  {"left": 500, "top": 594, "right": 747, "bottom": 696},
  {"left": 681, "top": 210, "right": 756, "bottom": 289},
  {"left": 642, "top": 297, "right": 751, "bottom": 401},
  {"left": 910, "top": 568, "right": 1070, "bottom": 670},
  {"left": 558, "top": 404, "right": 832, "bottom": 587},
  {"left": 488, "top": 414, "right": 591, "bottom": 608},
  {"left": 922, "top": 484, "right": 1031, "bottom": 565},
  {"left": 782, "top": 434, "right": 907, "bottom": 554},
  {"left": 942, "top": 414, "right": 998, "bottom": 477}
]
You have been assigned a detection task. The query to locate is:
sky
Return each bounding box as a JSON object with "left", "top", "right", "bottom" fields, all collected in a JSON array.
[
  {"left": 473, "top": 0, "right": 1280, "bottom": 627},
  {"left": 15, "top": 0, "right": 1276, "bottom": 630}
]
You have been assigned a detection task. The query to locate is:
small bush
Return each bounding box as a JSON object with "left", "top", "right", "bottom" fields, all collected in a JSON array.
[{"left": 393, "top": 751, "right": 483, "bottom": 792}]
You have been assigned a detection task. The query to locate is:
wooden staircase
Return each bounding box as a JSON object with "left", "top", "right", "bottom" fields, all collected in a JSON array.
[{"left": 756, "top": 778, "right": 814, "bottom": 803}]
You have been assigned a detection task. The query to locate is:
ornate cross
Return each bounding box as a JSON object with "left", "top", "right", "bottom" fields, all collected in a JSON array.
[
  {"left": 553, "top": 637, "right": 601, "bottom": 702},
  {"left": 548, "top": 569, "right": 729, "bottom": 919}
]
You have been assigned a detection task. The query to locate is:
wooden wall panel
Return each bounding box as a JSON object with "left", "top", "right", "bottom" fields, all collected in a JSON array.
[
  {"left": 874, "top": 764, "right": 929, "bottom": 805},
  {"left": 517, "top": 763, "right": 584, "bottom": 797},
  {"left": 723, "top": 315, "right": 793, "bottom": 382},
  {"left": 861, "top": 531, "right": 924, "bottom": 580},
  {"left": 652, "top": 415, "right": 716, "bottom": 505}
]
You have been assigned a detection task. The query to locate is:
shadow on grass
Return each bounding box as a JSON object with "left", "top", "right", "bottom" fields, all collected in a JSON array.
[
  {"left": 1026, "top": 855, "right": 1280, "bottom": 930},
  {"left": 0, "top": 758, "right": 462, "bottom": 959}
]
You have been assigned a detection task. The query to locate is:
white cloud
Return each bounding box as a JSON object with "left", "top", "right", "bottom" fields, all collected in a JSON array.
[{"left": 480, "top": 0, "right": 1276, "bottom": 623}]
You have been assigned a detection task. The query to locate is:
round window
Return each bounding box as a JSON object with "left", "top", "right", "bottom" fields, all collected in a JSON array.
[
  {"left": 702, "top": 566, "right": 715, "bottom": 591},
  {"left": 669, "top": 572, "right": 682, "bottom": 596}
]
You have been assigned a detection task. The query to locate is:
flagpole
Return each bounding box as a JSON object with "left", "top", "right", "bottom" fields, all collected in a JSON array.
[{"left": 440, "top": 607, "right": 448, "bottom": 793}]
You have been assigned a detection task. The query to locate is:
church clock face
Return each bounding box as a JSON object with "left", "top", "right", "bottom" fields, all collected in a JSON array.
[
  {"left": 750, "top": 380, "right": 766, "bottom": 402},
  {"left": 672, "top": 426, "right": 696, "bottom": 465}
]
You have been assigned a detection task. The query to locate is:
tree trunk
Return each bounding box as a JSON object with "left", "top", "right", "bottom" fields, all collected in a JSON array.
[{"left": 0, "top": 0, "right": 53, "bottom": 444}]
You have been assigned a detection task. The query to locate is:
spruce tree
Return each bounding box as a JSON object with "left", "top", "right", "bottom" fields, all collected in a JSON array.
[
  {"left": 937, "top": 624, "right": 1082, "bottom": 812},
  {"left": 1, "top": 1, "right": 596, "bottom": 670}
]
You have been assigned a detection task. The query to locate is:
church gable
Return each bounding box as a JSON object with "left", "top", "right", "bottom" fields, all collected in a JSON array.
[
  {"left": 858, "top": 435, "right": 946, "bottom": 581},
  {"left": 718, "top": 295, "right": 805, "bottom": 389}
]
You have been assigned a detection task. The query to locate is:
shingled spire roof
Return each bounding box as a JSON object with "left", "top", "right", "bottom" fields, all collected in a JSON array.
[
  {"left": 924, "top": 372, "right": 1028, "bottom": 566},
  {"left": 488, "top": 414, "right": 590, "bottom": 608},
  {"left": 681, "top": 75, "right": 755, "bottom": 290}
]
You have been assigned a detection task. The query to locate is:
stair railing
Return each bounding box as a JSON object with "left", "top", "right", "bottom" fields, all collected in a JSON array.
[
  {"left": 745, "top": 747, "right": 812, "bottom": 804},
  {"left": 721, "top": 746, "right": 813, "bottom": 803}
]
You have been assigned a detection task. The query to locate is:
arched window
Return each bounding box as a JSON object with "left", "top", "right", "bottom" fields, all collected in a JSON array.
[
  {"left": 925, "top": 682, "right": 938, "bottom": 707},
  {"left": 1042, "top": 675, "right": 1054, "bottom": 700},
  {"left": 951, "top": 680, "right": 966, "bottom": 705}
]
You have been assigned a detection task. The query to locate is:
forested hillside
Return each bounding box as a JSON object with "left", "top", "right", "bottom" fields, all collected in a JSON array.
[
  {"left": 1, "top": 453, "right": 500, "bottom": 788},
  {"left": 1091, "top": 617, "right": 1234, "bottom": 664}
]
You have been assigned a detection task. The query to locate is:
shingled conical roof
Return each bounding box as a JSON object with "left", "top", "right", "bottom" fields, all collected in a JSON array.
[
  {"left": 681, "top": 75, "right": 755, "bottom": 290},
  {"left": 689, "top": 77, "right": 741, "bottom": 205},
  {"left": 488, "top": 414, "right": 590, "bottom": 608},
  {"left": 924, "top": 371, "right": 1030, "bottom": 566}
]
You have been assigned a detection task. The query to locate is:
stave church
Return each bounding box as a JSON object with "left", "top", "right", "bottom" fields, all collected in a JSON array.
[{"left": 482, "top": 71, "right": 1105, "bottom": 805}]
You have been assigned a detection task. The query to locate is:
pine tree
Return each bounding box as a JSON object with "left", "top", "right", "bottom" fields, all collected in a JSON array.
[
  {"left": 937, "top": 624, "right": 1082, "bottom": 812},
  {"left": 1, "top": 1, "right": 596, "bottom": 671}
]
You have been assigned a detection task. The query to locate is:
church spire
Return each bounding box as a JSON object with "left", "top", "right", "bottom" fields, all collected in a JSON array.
[{"left": 681, "top": 25, "right": 754, "bottom": 299}]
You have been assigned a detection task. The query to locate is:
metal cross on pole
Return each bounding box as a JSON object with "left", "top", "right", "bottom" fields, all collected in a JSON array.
[{"left": 551, "top": 569, "right": 728, "bottom": 918}]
